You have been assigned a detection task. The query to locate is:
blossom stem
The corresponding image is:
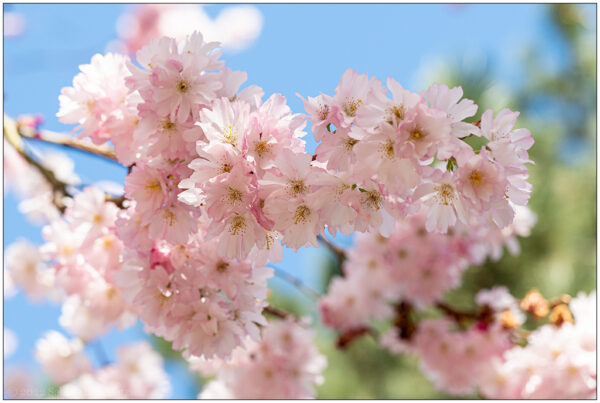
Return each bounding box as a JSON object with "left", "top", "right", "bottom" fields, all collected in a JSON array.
[
  {"left": 268, "top": 264, "right": 321, "bottom": 300},
  {"left": 316, "top": 234, "right": 347, "bottom": 263}
]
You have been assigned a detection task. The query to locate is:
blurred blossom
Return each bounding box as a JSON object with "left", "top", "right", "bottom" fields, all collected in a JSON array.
[
  {"left": 4, "top": 368, "right": 39, "bottom": 399},
  {"left": 58, "top": 341, "right": 171, "bottom": 399},
  {"left": 34, "top": 331, "right": 92, "bottom": 385},
  {"left": 5, "top": 239, "right": 56, "bottom": 302},
  {"left": 113, "top": 4, "right": 263, "bottom": 55},
  {"left": 4, "top": 328, "right": 18, "bottom": 358},
  {"left": 4, "top": 269, "right": 16, "bottom": 299},
  {"left": 3, "top": 12, "right": 26, "bottom": 37}
]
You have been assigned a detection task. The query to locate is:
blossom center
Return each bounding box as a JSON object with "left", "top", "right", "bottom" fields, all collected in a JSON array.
[
  {"left": 229, "top": 215, "right": 247, "bottom": 236},
  {"left": 387, "top": 104, "right": 405, "bottom": 123},
  {"left": 361, "top": 189, "right": 382, "bottom": 210},
  {"left": 163, "top": 209, "right": 176, "bottom": 226},
  {"left": 343, "top": 98, "right": 362, "bottom": 117},
  {"left": 434, "top": 183, "right": 456, "bottom": 206},
  {"left": 177, "top": 80, "right": 190, "bottom": 93},
  {"left": 161, "top": 119, "right": 177, "bottom": 132},
  {"left": 216, "top": 261, "right": 229, "bottom": 272},
  {"left": 469, "top": 170, "right": 485, "bottom": 187},
  {"left": 294, "top": 205, "right": 311, "bottom": 224},
  {"left": 379, "top": 139, "right": 395, "bottom": 159},
  {"left": 254, "top": 140, "right": 271, "bottom": 157},
  {"left": 145, "top": 179, "right": 162, "bottom": 193},
  {"left": 224, "top": 125, "right": 237, "bottom": 146},
  {"left": 319, "top": 104, "right": 330, "bottom": 121},
  {"left": 343, "top": 136, "right": 358, "bottom": 151},
  {"left": 409, "top": 128, "right": 425, "bottom": 141},
  {"left": 226, "top": 186, "right": 243, "bottom": 203},
  {"left": 288, "top": 179, "right": 308, "bottom": 196}
]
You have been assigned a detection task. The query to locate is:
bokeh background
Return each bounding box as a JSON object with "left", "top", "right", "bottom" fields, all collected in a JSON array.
[{"left": 3, "top": 3, "right": 596, "bottom": 399}]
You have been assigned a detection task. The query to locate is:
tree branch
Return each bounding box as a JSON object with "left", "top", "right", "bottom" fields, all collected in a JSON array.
[
  {"left": 317, "top": 234, "right": 347, "bottom": 263},
  {"left": 268, "top": 264, "right": 321, "bottom": 300},
  {"left": 16, "top": 118, "right": 119, "bottom": 163},
  {"left": 5, "top": 115, "right": 127, "bottom": 211},
  {"left": 263, "top": 305, "right": 293, "bottom": 320}
]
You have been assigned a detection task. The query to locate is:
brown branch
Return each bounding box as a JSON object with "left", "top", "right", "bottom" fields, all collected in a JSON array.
[
  {"left": 435, "top": 302, "right": 478, "bottom": 321},
  {"left": 5, "top": 116, "right": 69, "bottom": 212},
  {"left": 393, "top": 301, "right": 417, "bottom": 341},
  {"left": 336, "top": 326, "right": 374, "bottom": 349},
  {"left": 18, "top": 125, "right": 119, "bottom": 162},
  {"left": 263, "top": 305, "right": 293, "bottom": 320},
  {"left": 317, "top": 234, "right": 347, "bottom": 263},
  {"left": 5, "top": 114, "right": 127, "bottom": 212}
]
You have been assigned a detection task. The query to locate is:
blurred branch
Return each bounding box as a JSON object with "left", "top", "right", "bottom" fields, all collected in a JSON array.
[
  {"left": 336, "top": 326, "right": 377, "bottom": 349},
  {"left": 264, "top": 305, "right": 294, "bottom": 320},
  {"left": 269, "top": 264, "right": 321, "bottom": 300},
  {"left": 317, "top": 234, "right": 347, "bottom": 264},
  {"left": 5, "top": 115, "right": 70, "bottom": 212},
  {"left": 4, "top": 114, "right": 127, "bottom": 211}
]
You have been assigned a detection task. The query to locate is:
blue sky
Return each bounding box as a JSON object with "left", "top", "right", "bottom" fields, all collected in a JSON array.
[{"left": 4, "top": 3, "right": 591, "bottom": 398}]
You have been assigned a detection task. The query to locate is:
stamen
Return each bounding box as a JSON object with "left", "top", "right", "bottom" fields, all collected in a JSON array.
[
  {"left": 343, "top": 98, "right": 362, "bottom": 117},
  {"left": 434, "top": 184, "right": 456, "bottom": 206},
  {"left": 229, "top": 215, "right": 247, "bottom": 236},
  {"left": 287, "top": 179, "right": 308, "bottom": 196},
  {"left": 294, "top": 205, "right": 311, "bottom": 224},
  {"left": 177, "top": 80, "right": 190, "bottom": 93},
  {"left": 469, "top": 170, "right": 485, "bottom": 187},
  {"left": 224, "top": 125, "right": 237, "bottom": 146}
]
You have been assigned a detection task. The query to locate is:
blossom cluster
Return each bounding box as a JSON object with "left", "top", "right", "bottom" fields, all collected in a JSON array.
[
  {"left": 37, "top": 331, "right": 169, "bottom": 399},
  {"left": 7, "top": 27, "right": 594, "bottom": 400},
  {"left": 190, "top": 318, "right": 327, "bottom": 399},
  {"left": 478, "top": 291, "right": 596, "bottom": 399},
  {"left": 4, "top": 333, "right": 169, "bottom": 399},
  {"left": 380, "top": 288, "right": 596, "bottom": 399},
  {"left": 320, "top": 206, "right": 536, "bottom": 331},
  {"left": 57, "top": 33, "right": 277, "bottom": 359},
  {"left": 5, "top": 185, "right": 135, "bottom": 341},
  {"left": 301, "top": 69, "right": 533, "bottom": 237}
]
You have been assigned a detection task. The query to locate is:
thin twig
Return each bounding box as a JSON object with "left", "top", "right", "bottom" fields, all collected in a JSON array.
[
  {"left": 317, "top": 234, "right": 347, "bottom": 263},
  {"left": 268, "top": 264, "right": 321, "bottom": 300}
]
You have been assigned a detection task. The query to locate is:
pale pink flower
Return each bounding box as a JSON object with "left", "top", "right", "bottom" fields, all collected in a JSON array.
[
  {"left": 197, "top": 319, "right": 326, "bottom": 399},
  {"left": 5, "top": 239, "right": 55, "bottom": 301},
  {"left": 413, "top": 169, "right": 468, "bottom": 234},
  {"left": 57, "top": 53, "right": 140, "bottom": 164},
  {"left": 397, "top": 103, "right": 452, "bottom": 160},
  {"left": 423, "top": 83, "right": 478, "bottom": 138},
  {"left": 199, "top": 97, "right": 250, "bottom": 149},
  {"left": 332, "top": 69, "right": 386, "bottom": 128},
  {"left": 298, "top": 93, "right": 338, "bottom": 142},
  {"left": 35, "top": 331, "right": 92, "bottom": 385},
  {"left": 351, "top": 124, "right": 420, "bottom": 195}
]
